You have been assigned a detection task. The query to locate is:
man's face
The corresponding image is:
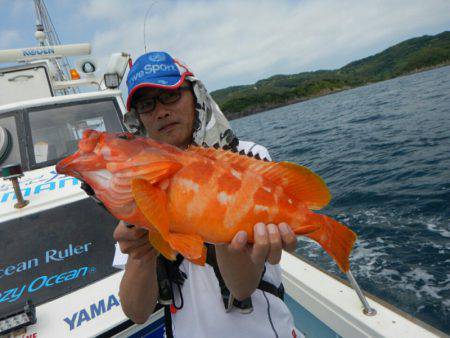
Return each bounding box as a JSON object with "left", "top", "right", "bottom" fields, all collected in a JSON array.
[{"left": 133, "top": 84, "right": 196, "bottom": 149}]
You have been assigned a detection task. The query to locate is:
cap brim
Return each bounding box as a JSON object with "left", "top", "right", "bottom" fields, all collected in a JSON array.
[{"left": 126, "top": 72, "right": 191, "bottom": 111}]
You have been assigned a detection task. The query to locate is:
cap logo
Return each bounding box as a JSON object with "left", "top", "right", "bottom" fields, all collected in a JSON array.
[
  {"left": 143, "top": 63, "right": 178, "bottom": 74},
  {"left": 148, "top": 52, "right": 166, "bottom": 62}
]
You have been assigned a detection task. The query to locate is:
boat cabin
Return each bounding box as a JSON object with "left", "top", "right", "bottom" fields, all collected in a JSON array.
[{"left": 0, "top": 43, "right": 168, "bottom": 337}]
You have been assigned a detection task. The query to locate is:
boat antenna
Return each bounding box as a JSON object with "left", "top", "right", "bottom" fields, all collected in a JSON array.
[
  {"left": 33, "top": 0, "right": 77, "bottom": 94},
  {"left": 143, "top": 1, "right": 158, "bottom": 53}
]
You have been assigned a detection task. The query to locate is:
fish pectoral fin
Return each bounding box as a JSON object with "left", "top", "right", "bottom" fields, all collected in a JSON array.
[
  {"left": 168, "top": 233, "right": 205, "bottom": 263},
  {"left": 148, "top": 231, "right": 177, "bottom": 261},
  {"left": 132, "top": 178, "right": 206, "bottom": 264},
  {"left": 132, "top": 178, "right": 170, "bottom": 239}
]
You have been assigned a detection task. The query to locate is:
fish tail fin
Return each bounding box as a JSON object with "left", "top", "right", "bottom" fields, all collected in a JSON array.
[{"left": 292, "top": 213, "right": 357, "bottom": 272}]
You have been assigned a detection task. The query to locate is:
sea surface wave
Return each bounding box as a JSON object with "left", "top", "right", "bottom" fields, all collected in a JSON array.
[{"left": 231, "top": 66, "right": 450, "bottom": 334}]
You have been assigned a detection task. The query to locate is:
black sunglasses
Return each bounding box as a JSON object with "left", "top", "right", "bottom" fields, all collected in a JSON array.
[{"left": 134, "top": 87, "right": 191, "bottom": 115}]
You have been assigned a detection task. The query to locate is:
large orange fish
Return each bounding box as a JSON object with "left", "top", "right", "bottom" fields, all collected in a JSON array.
[{"left": 56, "top": 129, "right": 356, "bottom": 271}]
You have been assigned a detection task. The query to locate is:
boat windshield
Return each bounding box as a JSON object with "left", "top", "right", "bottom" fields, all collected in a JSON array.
[{"left": 26, "top": 99, "right": 123, "bottom": 169}]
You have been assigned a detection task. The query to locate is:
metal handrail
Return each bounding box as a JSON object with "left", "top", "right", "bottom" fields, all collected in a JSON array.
[{"left": 346, "top": 269, "right": 377, "bottom": 316}]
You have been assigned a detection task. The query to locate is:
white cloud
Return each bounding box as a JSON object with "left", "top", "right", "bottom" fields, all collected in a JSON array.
[
  {"left": 81, "top": 0, "right": 137, "bottom": 21},
  {"left": 25, "top": 0, "right": 450, "bottom": 90},
  {"left": 0, "top": 30, "right": 22, "bottom": 49},
  {"left": 0, "top": 0, "right": 28, "bottom": 17}
]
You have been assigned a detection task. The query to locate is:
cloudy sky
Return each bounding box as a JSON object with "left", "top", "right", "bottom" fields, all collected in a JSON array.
[{"left": 0, "top": 0, "right": 449, "bottom": 91}]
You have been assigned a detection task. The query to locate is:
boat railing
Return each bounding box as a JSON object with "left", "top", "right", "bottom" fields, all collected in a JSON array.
[{"left": 281, "top": 251, "right": 445, "bottom": 337}]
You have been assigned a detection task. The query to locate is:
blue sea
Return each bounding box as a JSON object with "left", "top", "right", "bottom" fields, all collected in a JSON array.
[{"left": 230, "top": 66, "right": 450, "bottom": 334}]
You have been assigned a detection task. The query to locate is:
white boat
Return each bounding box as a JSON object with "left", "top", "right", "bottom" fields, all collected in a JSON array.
[{"left": 0, "top": 3, "right": 447, "bottom": 338}]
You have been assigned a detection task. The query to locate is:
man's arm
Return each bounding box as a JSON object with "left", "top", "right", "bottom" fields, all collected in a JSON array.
[
  {"left": 215, "top": 222, "right": 297, "bottom": 301},
  {"left": 114, "top": 221, "right": 159, "bottom": 324}
]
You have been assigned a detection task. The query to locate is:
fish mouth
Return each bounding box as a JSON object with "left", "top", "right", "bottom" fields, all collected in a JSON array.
[
  {"left": 56, "top": 151, "right": 104, "bottom": 178},
  {"left": 158, "top": 122, "right": 179, "bottom": 132},
  {"left": 56, "top": 152, "right": 80, "bottom": 176}
]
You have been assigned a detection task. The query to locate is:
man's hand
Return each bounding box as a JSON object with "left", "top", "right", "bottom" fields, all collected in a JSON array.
[
  {"left": 229, "top": 222, "right": 298, "bottom": 265},
  {"left": 215, "top": 222, "right": 298, "bottom": 301},
  {"left": 113, "top": 221, "right": 156, "bottom": 262},
  {"left": 114, "top": 221, "right": 159, "bottom": 324}
]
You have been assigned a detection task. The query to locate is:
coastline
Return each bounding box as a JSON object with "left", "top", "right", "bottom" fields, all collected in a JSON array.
[{"left": 224, "top": 61, "right": 450, "bottom": 121}]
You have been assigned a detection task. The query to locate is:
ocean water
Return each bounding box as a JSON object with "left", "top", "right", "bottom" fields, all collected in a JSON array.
[{"left": 230, "top": 66, "right": 450, "bottom": 334}]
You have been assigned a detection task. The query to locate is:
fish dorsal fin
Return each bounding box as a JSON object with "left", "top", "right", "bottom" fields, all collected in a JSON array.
[
  {"left": 187, "top": 146, "right": 260, "bottom": 171},
  {"left": 266, "top": 162, "right": 331, "bottom": 210},
  {"left": 188, "top": 146, "right": 331, "bottom": 210}
]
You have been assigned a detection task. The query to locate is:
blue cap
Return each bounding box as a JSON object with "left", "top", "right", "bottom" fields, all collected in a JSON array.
[{"left": 126, "top": 51, "right": 193, "bottom": 110}]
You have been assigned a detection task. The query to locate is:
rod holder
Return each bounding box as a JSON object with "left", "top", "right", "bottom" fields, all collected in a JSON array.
[
  {"left": 346, "top": 269, "right": 377, "bottom": 316},
  {"left": 1, "top": 163, "right": 29, "bottom": 209},
  {"left": 10, "top": 177, "right": 29, "bottom": 208}
]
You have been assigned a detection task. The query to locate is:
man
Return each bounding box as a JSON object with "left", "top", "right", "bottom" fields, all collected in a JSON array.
[{"left": 113, "top": 51, "right": 298, "bottom": 337}]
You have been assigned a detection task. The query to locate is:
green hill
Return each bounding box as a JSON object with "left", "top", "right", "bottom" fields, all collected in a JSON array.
[{"left": 211, "top": 31, "right": 450, "bottom": 119}]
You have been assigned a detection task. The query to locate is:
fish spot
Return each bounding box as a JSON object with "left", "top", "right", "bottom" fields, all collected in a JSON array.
[
  {"left": 263, "top": 186, "right": 271, "bottom": 193},
  {"left": 274, "top": 186, "right": 283, "bottom": 202},
  {"left": 288, "top": 198, "right": 293, "bottom": 204},
  {"left": 254, "top": 187, "right": 275, "bottom": 205},
  {"left": 217, "top": 173, "right": 241, "bottom": 194},
  {"left": 179, "top": 178, "right": 200, "bottom": 192},
  {"left": 217, "top": 191, "right": 233, "bottom": 205},
  {"left": 223, "top": 172, "right": 260, "bottom": 228},
  {"left": 159, "top": 179, "right": 170, "bottom": 190},
  {"left": 185, "top": 161, "right": 214, "bottom": 183},
  {"left": 224, "top": 219, "right": 235, "bottom": 228},
  {"left": 231, "top": 169, "right": 242, "bottom": 180},
  {"left": 101, "top": 146, "right": 111, "bottom": 158},
  {"left": 254, "top": 204, "right": 269, "bottom": 212}
]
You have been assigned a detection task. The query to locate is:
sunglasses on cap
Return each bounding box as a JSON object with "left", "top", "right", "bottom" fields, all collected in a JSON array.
[{"left": 134, "top": 86, "right": 191, "bottom": 115}]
